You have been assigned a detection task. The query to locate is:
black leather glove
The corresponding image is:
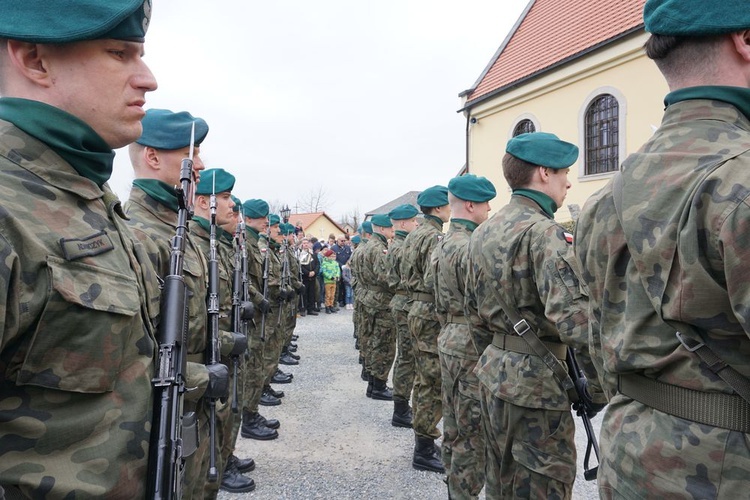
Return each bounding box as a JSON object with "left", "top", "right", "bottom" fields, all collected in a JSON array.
[
  {"left": 285, "top": 287, "right": 294, "bottom": 302},
  {"left": 229, "top": 332, "right": 248, "bottom": 357},
  {"left": 240, "top": 300, "right": 254, "bottom": 321},
  {"left": 257, "top": 298, "right": 271, "bottom": 314},
  {"left": 277, "top": 289, "right": 288, "bottom": 303},
  {"left": 205, "top": 363, "right": 229, "bottom": 399},
  {"left": 585, "top": 401, "right": 606, "bottom": 419}
]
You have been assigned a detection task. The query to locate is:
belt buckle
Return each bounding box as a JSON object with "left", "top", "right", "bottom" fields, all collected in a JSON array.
[
  {"left": 676, "top": 331, "right": 703, "bottom": 352},
  {"left": 514, "top": 319, "right": 530, "bottom": 336}
]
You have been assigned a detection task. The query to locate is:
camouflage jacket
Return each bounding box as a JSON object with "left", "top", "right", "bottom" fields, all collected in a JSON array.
[
  {"left": 124, "top": 186, "right": 213, "bottom": 400},
  {"left": 259, "top": 236, "right": 282, "bottom": 302},
  {"left": 358, "top": 232, "right": 393, "bottom": 310},
  {"left": 401, "top": 215, "right": 443, "bottom": 321},
  {"left": 466, "top": 195, "right": 602, "bottom": 410},
  {"left": 431, "top": 220, "right": 478, "bottom": 359},
  {"left": 387, "top": 231, "right": 411, "bottom": 313},
  {"left": 0, "top": 120, "right": 159, "bottom": 497},
  {"left": 576, "top": 99, "right": 750, "bottom": 402},
  {"left": 349, "top": 237, "right": 368, "bottom": 293},
  {"left": 244, "top": 227, "right": 269, "bottom": 307}
]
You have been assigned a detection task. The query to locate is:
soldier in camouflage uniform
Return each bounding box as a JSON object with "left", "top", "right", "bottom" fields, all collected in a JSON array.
[
  {"left": 239, "top": 199, "right": 280, "bottom": 441},
  {"left": 125, "top": 109, "right": 230, "bottom": 499},
  {"left": 358, "top": 214, "right": 397, "bottom": 401},
  {"left": 431, "top": 175, "right": 495, "bottom": 499},
  {"left": 575, "top": 1, "right": 750, "bottom": 497},
  {"left": 350, "top": 221, "right": 373, "bottom": 379},
  {"left": 278, "top": 223, "right": 303, "bottom": 368},
  {"left": 386, "top": 204, "right": 420, "bottom": 428},
  {"left": 466, "top": 133, "right": 604, "bottom": 499},
  {"left": 0, "top": 3, "right": 159, "bottom": 497},
  {"left": 191, "top": 170, "right": 255, "bottom": 494},
  {"left": 401, "top": 185, "right": 451, "bottom": 473}
]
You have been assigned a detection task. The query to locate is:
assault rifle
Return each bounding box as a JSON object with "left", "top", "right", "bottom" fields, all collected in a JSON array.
[
  {"left": 147, "top": 123, "right": 198, "bottom": 500},
  {"left": 566, "top": 347, "right": 600, "bottom": 481},
  {"left": 278, "top": 237, "right": 291, "bottom": 325},
  {"left": 230, "top": 211, "right": 254, "bottom": 414},
  {"left": 259, "top": 228, "right": 271, "bottom": 341},
  {"left": 204, "top": 175, "right": 222, "bottom": 483}
]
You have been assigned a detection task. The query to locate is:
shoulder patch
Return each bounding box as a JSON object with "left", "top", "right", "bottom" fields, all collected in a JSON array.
[{"left": 564, "top": 231, "right": 573, "bottom": 244}]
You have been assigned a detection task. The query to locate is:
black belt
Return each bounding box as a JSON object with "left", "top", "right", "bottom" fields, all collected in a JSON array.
[
  {"left": 619, "top": 373, "right": 750, "bottom": 433},
  {"left": 411, "top": 292, "right": 434, "bottom": 302},
  {"left": 491, "top": 332, "right": 566, "bottom": 360}
]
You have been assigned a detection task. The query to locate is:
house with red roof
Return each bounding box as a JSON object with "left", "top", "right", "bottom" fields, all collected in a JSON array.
[
  {"left": 288, "top": 212, "right": 347, "bottom": 242},
  {"left": 459, "top": 0, "right": 667, "bottom": 221}
]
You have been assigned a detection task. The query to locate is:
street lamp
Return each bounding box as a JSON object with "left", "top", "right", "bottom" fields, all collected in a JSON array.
[{"left": 280, "top": 204, "right": 291, "bottom": 223}]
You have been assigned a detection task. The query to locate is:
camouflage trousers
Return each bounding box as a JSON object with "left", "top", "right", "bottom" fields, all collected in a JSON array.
[
  {"left": 598, "top": 395, "right": 750, "bottom": 500},
  {"left": 242, "top": 325, "right": 266, "bottom": 415},
  {"left": 358, "top": 304, "right": 375, "bottom": 375},
  {"left": 263, "top": 309, "right": 285, "bottom": 385},
  {"left": 363, "top": 306, "right": 397, "bottom": 380},
  {"left": 408, "top": 311, "right": 442, "bottom": 439},
  {"left": 391, "top": 307, "right": 416, "bottom": 400},
  {"left": 479, "top": 386, "right": 575, "bottom": 500},
  {"left": 440, "top": 350, "right": 485, "bottom": 499},
  {"left": 204, "top": 357, "right": 239, "bottom": 499},
  {"left": 184, "top": 404, "right": 212, "bottom": 499},
  {"left": 283, "top": 301, "right": 297, "bottom": 346}
]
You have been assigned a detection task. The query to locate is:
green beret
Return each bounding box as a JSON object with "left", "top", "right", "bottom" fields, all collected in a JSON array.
[
  {"left": 506, "top": 132, "right": 578, "bottom": 169},
  {"left": 195, "top": 168, "right": 235, "bottom": 195},
  {"left": 417, "top": 185, "right": 449, "bottom": 209},
  {"left": 0, "top": 0, "right": 152, "bottom": 43},
  {"left": 361, "top": 221, "right": 373, "bottom": 234},
  {"left": 644, "top": 0, "right": 750, "bottom": 36},
  {"left": 268, "top": 214, "right": 281, "bottom": 226},
  {"left": 242, "top": 199, "right": 269, "bottom": 219},
  {"left": 137, "top": 109, "right": 209, "bottom": 150},
  {"left": 448, "top": 174, "right": 497, "bottom": 203},
  {"left": 279, "top": 223, "right": 295, "bottom": 236},
  {"left": 388, "top": 204, "right": 419, "bottom": 220},
  {"left": 351, "top": 235, "right": 361, "bottom": 245},
  {"left": 231, "top": 195, "right": 242, "bottom": 212},
  {"left": 371, "top": 214, "right": 393, "bottom": 228}
]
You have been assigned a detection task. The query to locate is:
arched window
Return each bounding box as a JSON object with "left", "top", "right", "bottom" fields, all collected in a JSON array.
[
  {"left": 512, "top": 119, "right": 536, "bottom": 136},
  {"left": 585, "top": 94, "right": 619, "bottom": 175}
]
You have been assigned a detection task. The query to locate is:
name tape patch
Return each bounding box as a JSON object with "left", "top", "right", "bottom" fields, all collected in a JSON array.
[{"left": 60, "top": 231, "right": 115, "bottom": 260}]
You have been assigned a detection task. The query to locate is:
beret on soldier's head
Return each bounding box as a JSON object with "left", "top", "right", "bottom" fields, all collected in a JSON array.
[
  {"left": 280, "top": 223, "right": 295, "bottom": 236},
  {"left": 242, "top": 199, "right": 269, "bottom": 219},
  {"left": 360, "top": 221, "right": 373, "bottom": 235},
  {"left": 644, "top": 0, "right": 750, "bottom": 36},
  {"left": 417, "top": 185, "right": 449, "bottom": 209},
  {"left": 231, "top": 195, "right": 242, "bottom": 212},
  {"left": 370, "top": 214, "right": 393, "bottom": 228},
  {"left": 388, "top": 204, "right": 419, "bottom": 220},
  {"left": 351, "top": 235, "right": 361, "bottom": 244},
  {"left": 448, "top": 174, "right": 497, "bottom": 203},
  {"left": 268, "top": 214, "right": 281, "bottom": 226},
  {"left": 137, "top": 109, "right": 209, "bottom": 150},
  {"left": 195, "top": 168, "right": 235, "bottom": 195},
  {"left": 506, "top": 132, "right": 578, "bottom": 170},
  {"left": 0, "top": 0, "right": 152, "bottom": 43}
]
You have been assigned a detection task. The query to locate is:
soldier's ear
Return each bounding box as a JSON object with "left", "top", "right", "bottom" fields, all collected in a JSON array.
[
  {"left": 143, "top": 147, "right": 160, "bottom": 169},
  {"left": 6, "top": 41, "right": 51, "bottom": 88},
  {"left": 730, "top": 30, "right": 750, "bottom": 64}
]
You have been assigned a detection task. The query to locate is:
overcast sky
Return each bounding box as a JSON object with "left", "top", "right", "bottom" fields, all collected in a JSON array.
[{"left": 111, "top": 0, "right": 529, "bottom": 221}]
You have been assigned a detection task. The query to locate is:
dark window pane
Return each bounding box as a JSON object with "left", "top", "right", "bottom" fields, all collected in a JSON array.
[
  {"left": 512, "top": 119, "right": 536, "bottom": 137},
  {"left": 585, "top": 94, "right": 619, "bottom": 175}
]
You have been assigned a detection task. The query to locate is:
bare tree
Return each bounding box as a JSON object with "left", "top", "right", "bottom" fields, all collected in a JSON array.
[
  {"left": 296, "top": 186, "right": 330, "bottom": 213},
  {"left": 267, "top": 199, "right": 284, "bottom": 216},
  {"left": 339, "top": 206, "right": 362, "bottom": 231}
]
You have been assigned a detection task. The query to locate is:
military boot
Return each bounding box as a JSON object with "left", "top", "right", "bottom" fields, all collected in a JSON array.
[
  {"left": 412, "top": 435, "right": 445, "bottom": 473},
  {"left": 366, "top": 374, "right": 373, "bottom": 398},
  {"left": 260, "top": 386, "right": 281, "bottom": 406},
  {"left": 219, "top": 460, "right": 256, "bottom": 493},
  {"left": 279, "top": 351, "right": 299, "bottom": 366},
  {"left": 360, "top": 364, "right": 367, "bottom": 381},
  {"left": 228, "top": 454, "right": 255, "bottom": 473},
  {"left": 267, "top": 386, "right": 285, "bottom": 398},
  {"left": 241, "top": 409, "right": 278, "bottom": 441},
  {"left": 371, "top": 377, "right": 393, "bottom": 401},
  {"left": 391, "top": 396, "right": 413, "bottom": 428},
  {"left": 272, "top": 369, "right": 293, "bottom": 384}
]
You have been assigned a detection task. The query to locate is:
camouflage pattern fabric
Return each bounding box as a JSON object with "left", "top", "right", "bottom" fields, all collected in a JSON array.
[
  {"left": 124, "top": 186, "right": 214, "bottom": 499},
  {"left": 388, "top": 231, "right": 416, "bottom": 400},
  {"left": 350, "top": 238, "right": 370, "bottom": 363},
  {"left": 431, "top": 221, "right": 485, "bottom": 498},
  {"left": 465, "top": 194, "right": 602, "bottom": 498},
  {"left": 242, "top": 228, "right": 268, "bottom": 416},
  {"left": 575, "top": 99, "right": 750, "bottom": 499},
  {"left": 281, "top": 245, "right": 301, "bottom": 346},
  {"left": 401, "top": 216, "right": 444, "bottom": 439},
  {"left": 358, "top": 233, "right": 396, "bottom": 381},
  {"left": 261, "top": 237, "right": 284, "bottom": 386},
  {"left": 0, "top": 120, "right": 158, "bottom": 497}
]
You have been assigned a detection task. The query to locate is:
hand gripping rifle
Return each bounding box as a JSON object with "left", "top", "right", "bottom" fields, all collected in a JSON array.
[
  {"left": 147, "top": 123, "right": 198, "bottom": 500},
  {"left": 278, "top": 238, "right": 290, "bottom": 325},
  {"left": 205, "top": 175, "right": 221, "bottom": 483},
  {"left": 230, "top": 211, "right": 253, "bottom": 414},
  {"left": 260, "top": 228, "right": 271, "bottom": 341},
  {"left": 566, "top": 347, "right": 600, "bottom": 480},
  {"left": 296, "top": 241, "right": 305, "bottom": 312}
]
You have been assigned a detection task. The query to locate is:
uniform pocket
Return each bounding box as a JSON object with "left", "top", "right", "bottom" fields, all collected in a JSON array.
[
  {"left": 18, "top": 255, "right": 140, "bottom": 393},
  {"left": 511, "top": 408, "right": 576, "bottom": 485}
]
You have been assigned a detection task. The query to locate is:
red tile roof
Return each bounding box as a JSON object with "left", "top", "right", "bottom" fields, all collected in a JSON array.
[{"left": 465, "top": 0, "right": 646, "bottom": 104}]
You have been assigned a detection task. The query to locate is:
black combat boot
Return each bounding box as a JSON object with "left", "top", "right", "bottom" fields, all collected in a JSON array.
[
  {"left": 241, "top": 409, "right": 278, "bottom": 440},
  {"left": 412, "top": 435, "right": 446, "bottom": 473},
  {"left": 257, "top": 413, "right": 280, "bottom": 430},
  {"left": 392, "top": 396, "right": 413, "bottom": 428},
  {"left": 272, "top": 369, "right": 293, "bottom": 384},
  {"left": 279, "top": 351, "right": 299, "bottom": 366},
  {"left": 370, "top": 377, "right": 393, "bottom": 401},
  {"left": 267, "top": 386, "right": 284, "bottom": 398},
  {"left": 219, "top": 462, "right": 256, "bottom": 493},
  {"left": 360, "top": 364, "right": 367, "bottom": 381},
  {"left": 228, "top": 454, "right": 255, "bottom": 473},
  {"left": 260, "top": 386, "right": 281, "bottom": 406},
  {"left": 366, "top": 374, "right": 373, "bottom": 398}
]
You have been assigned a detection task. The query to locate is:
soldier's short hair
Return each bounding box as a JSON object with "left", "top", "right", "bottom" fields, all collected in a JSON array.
[
  {"left": 644, "top": 34, "right": 723, "bottom": 81},
  {"left": 502, "top": 152, "right": 536, "bottom": 190}
]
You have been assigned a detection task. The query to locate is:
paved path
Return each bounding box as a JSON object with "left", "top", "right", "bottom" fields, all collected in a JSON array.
[{"left": 220, "top": 309, "right": 601, "bottom": 499}]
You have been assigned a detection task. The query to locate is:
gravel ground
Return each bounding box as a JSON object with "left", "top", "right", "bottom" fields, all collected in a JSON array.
[{"left": 220, "top": 308, "right": 601, "bottom": 500}]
